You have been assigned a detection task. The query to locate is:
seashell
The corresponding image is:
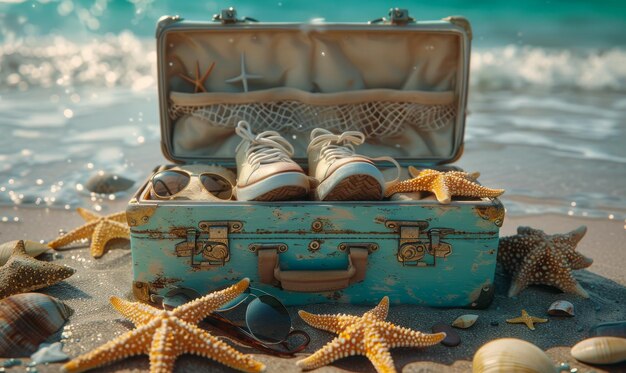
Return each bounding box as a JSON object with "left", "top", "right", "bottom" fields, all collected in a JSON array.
[
  {"left": 85, "top": 172, "right": 135, "bottom": 194},
  {"left": 571, "top": 336, "right": 626, "bottom": 365},
  {"left": 0, "top": 240, "right": 49, "bottom": 266},
  {"left": 547, "top": 300, "right": 575, "bottom": 317},
  {"left": 452, "top": 314, "right": 479, "bottom": 329},
  {"left": 472, "top": 338, "right": 556, "bottom": 373},
  {"left": 0, "top": 293, "right": 72, "bottom": 357},
  {"left": 30, "top": 342, "right": 69, "bottom": 364},
  {"left": 589, "top": 321, "right": 626, "bottom": 339}
]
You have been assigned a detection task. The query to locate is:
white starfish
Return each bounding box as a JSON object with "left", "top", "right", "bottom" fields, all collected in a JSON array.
[{"left": 225, "top": 53, "right": 263, "bottom": 92}]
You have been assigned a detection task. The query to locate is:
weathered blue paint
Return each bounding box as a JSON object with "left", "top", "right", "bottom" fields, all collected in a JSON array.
[{"left": 128, "top": 198, "right": 502, "bottom": 307}]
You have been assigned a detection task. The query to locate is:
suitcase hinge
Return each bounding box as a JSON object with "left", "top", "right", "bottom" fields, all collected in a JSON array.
[
  {"left": 175, "top": 221, "right": 242, "bottom": 269},
  {"left": 213, "top": 7, "right": 259, "bottom": 24},
  {"left": 369, "top": 8, "right": 415, "bottom": 26},
  {"left": 386, "top": 220, "right": 454, "bottom": 266}
]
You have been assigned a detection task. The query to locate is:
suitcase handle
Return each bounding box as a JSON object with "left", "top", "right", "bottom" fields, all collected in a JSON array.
[{"left": 257, "top": 247, "right": 369, "bottom": 292}]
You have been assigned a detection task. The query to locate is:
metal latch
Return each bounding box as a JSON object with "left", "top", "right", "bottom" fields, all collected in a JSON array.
[
  {"left": 369, "top": 8, "right": 415, "bottom": 25},
  {"left": 385, "top": 220, "right": 454, "bottom": 266},
  {"left": 175, "top": 221, "right": 242, "bottom": 269},
  {"left": 213, "top": 7, "right": 259, "bottom": 24}
]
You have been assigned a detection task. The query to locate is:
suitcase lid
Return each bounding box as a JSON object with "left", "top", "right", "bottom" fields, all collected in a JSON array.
[{"left": 156, "top": 8, "right": 471, "bottom": 167}]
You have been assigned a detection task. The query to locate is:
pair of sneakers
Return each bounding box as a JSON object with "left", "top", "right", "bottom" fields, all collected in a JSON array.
[{"left": 234, "top": 121, "right": 399, "bottom": 201}]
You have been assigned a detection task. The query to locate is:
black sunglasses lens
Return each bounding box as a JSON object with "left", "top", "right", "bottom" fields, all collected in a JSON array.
[
  {"left": 162, "top": 287, "right": 201, "bottom": 310},
  {"left": 200, "top": 174, "right": 233, "bottom": 200},
  {"left": 152, "top": 171, "right": 190, "bottom": 197},
  {"left": 246, "top": 295, "right": 291, "bottom": 343}
]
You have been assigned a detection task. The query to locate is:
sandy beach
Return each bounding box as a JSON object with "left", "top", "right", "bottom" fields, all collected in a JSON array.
[{"left": 0, "top": 202, "right": 624, "bottom": 373}]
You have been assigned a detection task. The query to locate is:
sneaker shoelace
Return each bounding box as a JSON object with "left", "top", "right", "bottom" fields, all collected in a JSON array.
[
  {"left": 308, "top": 128, "right": 401, "bottom": 189},
  {"left": 236, "top": 121, "right": 295, "bottom": 168}
]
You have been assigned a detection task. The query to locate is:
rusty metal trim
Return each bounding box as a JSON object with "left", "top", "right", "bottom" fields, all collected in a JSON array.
[
  {"left": 132, "top": 281, "right": 151, "bottom": 303},
  {"left": 475, "top": 199, "right": 505, "bottom": 227},
  {"left": 199, "top": 220, "right": 243, "bottom": 233},
  {"left": 249, "top": 242, "right": 288, "bottom": 253},
  {"left": 126, "top": 204, "right": 157, "bottom": 227},
  {"left": 337, "top": 242, "right": 379, "bottom": 254}
]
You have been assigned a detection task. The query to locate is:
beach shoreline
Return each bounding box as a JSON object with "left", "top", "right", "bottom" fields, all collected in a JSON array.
[{"left": 0, "top": 204, "right": 624, "bottom": 372}]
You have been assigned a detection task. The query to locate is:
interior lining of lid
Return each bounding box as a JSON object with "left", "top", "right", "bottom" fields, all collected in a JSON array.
[{"left": 162, "top": 27, "right": 462, "bottom": 161}]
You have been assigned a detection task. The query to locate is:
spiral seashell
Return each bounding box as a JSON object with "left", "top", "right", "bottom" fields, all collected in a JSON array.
[
  {"left": 571, "top": 336, "right": 626, "bottom": 365},
  {"left": 0, "top": 293, "right": 72, "bottom": 357},
  {"left": 472, "top": 338, "right": 556, "bottom": 373},
  {"left": 452, "top": 314, "right": 479, "bottom": 329},
  {"left": 547, "top": 300, "right": 575, "bottom": 317},
  {"left": 0, "top": 240, "right": 49, "bottom": 266}
]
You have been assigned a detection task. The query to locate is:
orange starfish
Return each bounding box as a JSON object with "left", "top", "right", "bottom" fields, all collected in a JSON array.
[
  {"left": 385, "top": 167, "right": 504, "bottom": 204},
  {"left": 61, "top": 278, "right": 265, "bottom": 373},
  {"left": 506, "top": 309, "right": 548, "bottom": 330},
  {"left": 178, "top": 61, "right": 215, "bottom": 93},
  {"left": 297, "top": 297, "right": 445, "bottom": 373},
  {"left": 47, "top": 208, "right": 129, "bottom": 258}
]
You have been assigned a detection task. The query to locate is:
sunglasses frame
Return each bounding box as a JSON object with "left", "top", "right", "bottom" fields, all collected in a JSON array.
[
  {"left": 158, "top": 286, "right": 310, "bottom": 357},
  {"left": 149, "top": 168, "right": 234, "bottom": 200}
]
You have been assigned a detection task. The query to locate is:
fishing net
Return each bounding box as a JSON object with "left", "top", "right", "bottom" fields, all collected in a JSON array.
[{"left": 169, "top": 93, "right": 456, "bottom": 138}]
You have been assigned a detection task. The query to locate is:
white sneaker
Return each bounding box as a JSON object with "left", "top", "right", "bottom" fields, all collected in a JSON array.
[
  {"left": 234, "top": 121, "right": 310, "bottom": 201},
  {"left": 307, "top": 128, "right": 400, "bottom": 201}
]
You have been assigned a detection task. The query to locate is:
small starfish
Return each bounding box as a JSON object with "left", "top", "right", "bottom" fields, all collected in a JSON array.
[
  {"left": 385, "top": 167, "right": 504, "bottom": 204},
  {"left": 498, "top": 226, "right": 592, "bottom": 297},
  {"left": 297, "top": 296, "right": 445, "bottom": 373},
  {"left": 506, "top": 309, "right": 548, "bottom": 330},
  {"left": 178, "top": 61, "right": 215, "bottom": 93},
  {"left": 61, "top": 278, "right": 265, "bottom": 373},
  {"left": 225, "top": 53, "right": 263, "bottom": 92},
  {"left": 48, "top": 208, "right": 129, "bottom": 258},
  {"left": 0, "top": 240, "right": 75, "bottom": 299}
]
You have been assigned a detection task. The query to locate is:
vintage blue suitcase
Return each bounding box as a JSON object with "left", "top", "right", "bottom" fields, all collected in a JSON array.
[{"left": 127, "top": 8, "right": 504, "bottom": 308}]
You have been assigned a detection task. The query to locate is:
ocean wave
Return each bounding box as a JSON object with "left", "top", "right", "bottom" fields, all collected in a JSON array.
[
  {"left": 1, "top": 33, "right": 626, "bottom": 92},
  {"left": 471, "top": 45, "right": 626, "bottom": 92},
  {"left": 0, "top": 31, "right": 156, "bottom": 91}
]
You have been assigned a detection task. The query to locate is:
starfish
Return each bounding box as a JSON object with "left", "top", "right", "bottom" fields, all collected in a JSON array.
[
  {"left": 497, "top": 225, "right": 592, "bottom": 297},
  {"left": 506, "top": 309, "right": 548, "bottom": 330},
  {"left": 47, "top": 208, "right": 130, "bottom": 258},
  {"left": 0, "top": 240, "right": 75, "bottom": 299},
  {"left": 225, "top": 53, "right": 263, "bottom": 92},
  {"left": 297, "top": 296, "right": 445, "bottom": 373},
  {"left": 384, "top": 167, "right": 504, "bottom": 204},
  {"left": 61, "top": 278, "right": 265, "bottom": 373},
  {"left": 178, "top": 60, "right": 215, "bottom": 93}
]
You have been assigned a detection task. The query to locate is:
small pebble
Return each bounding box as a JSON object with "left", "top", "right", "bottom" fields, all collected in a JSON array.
[
  {"left": 431, "top": 323, "right": 460, "bottom": 347},
  {"left": 1, "top": 359, "right": 21, "bottom": 368},
  {"left": 577, "top": 326, "right": 584, "bottom": 332},
  {"left": 490, "top": 321, "right": 499, "bottom": 326},
  {"left": 558, "top": 362, "right": 571, "bottom": 372}
]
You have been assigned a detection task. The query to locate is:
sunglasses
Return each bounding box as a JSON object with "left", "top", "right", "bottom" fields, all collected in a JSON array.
[
  {"left": 161, "top": 287, "right": 310, "bottom": 357},
  {"left": 150, "top": 169, "right": 233, "bottom": 200}
]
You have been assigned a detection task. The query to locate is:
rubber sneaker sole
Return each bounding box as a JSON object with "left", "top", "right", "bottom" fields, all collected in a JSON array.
[
  {"left": 315, "top": 162, "right": 385, "bottom": 201},
  {"left": 235, "top": 172, "right": 310, "bottom": 202}
]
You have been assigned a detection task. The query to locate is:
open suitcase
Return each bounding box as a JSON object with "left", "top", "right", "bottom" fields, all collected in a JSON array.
[{"left": 127, "top": 8, "right": 504, "bottom": 308}]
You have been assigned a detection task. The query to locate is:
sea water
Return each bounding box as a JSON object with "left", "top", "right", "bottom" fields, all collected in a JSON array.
[{"left": 0, "top": 0, "right": 625, "bottom": 222}]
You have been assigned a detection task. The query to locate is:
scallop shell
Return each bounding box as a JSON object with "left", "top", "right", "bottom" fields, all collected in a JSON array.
[
  {"left": 571, "top": 336, "right": 626, "bottom": 365},
  {"left": 547, "top": 300, "right": 575, "bottom": 317},
  {"left": 452, "top": 314, "right": 479, "bottom": 329},
  {"left": 0, "top": 293, "right": 72, "bottom": 357},
  {"left": 0, "top": 240, "right": 49, "bottom": 266},
  {"left": 472, "top": 338, "right": 556, "bottom": 373},
  {"left": 85, "top": 172, "right": 135, "bottom": 194}
]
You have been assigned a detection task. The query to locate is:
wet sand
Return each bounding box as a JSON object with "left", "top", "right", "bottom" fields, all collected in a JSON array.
[{"left": 0, "top": 203, "right": 625, "bottom": 372}]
